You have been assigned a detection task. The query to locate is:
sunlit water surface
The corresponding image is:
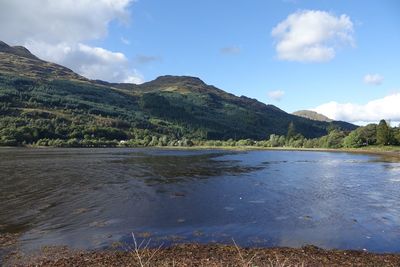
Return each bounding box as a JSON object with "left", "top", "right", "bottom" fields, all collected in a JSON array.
[{"left": 1, "top": 148, "right": 400, "bottom": 254}]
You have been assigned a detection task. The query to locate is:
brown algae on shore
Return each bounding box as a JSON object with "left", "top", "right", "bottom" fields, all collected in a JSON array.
[{"left": 3, "top": 243, "right": 400, "bottom": 267}]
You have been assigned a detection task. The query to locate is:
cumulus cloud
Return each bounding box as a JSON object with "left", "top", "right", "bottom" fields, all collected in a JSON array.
[
  {"left": 220, "top": 46, "right": 241, "bottom": 55},
  {"left": 364, "top": 73, "right": 384, "bottom": 85},
  {"left": 0, "top": 0, "right": 143, "bottom": 83},
  {"left": 268, "top": 90, "right": 285, "bottom": 101},
  {"left": 313, "top": 93, "right": 400, "bottom": 123},
  {"left": 0, "top": 0, "right": 132, "bottom": 44},
  {"left": 271, "top": 10, "right": 355, "bottom": 62}
]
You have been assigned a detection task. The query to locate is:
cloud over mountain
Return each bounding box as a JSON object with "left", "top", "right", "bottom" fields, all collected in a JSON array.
[
  {"left": 313, "top": 93, "right": 400, "bottom": 124},
  {"left": 0, "top": 0, "right": 143, "bottom": 83}
]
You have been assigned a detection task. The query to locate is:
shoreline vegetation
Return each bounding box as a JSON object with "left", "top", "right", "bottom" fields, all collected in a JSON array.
[{"left": 2, "top": 117, "right": 399, "bottom": 154}]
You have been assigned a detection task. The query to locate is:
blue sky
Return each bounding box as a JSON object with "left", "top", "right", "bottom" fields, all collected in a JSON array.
[{"left": 0, "top": 0, "right": 399, "bottom": 123}]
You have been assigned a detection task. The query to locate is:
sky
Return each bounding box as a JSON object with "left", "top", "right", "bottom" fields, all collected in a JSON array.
[{"left": 0, "top": 0, "right": 399, "bottom": 125}]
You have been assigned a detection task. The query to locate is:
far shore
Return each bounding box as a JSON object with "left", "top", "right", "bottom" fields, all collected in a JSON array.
[
  {"left": 154, "top": 146, "right": 400, "bottom": 163},
  {"left": 2, "top": 144, "right": 399, "bottom": 160}
]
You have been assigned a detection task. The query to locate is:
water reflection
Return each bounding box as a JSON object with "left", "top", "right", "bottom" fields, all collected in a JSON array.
[
  {"left": 110, "top": 152, "right": 265, "bottom": 185},
  {"left": 0, "top": 148, "right": 400, "bottom": 254}
]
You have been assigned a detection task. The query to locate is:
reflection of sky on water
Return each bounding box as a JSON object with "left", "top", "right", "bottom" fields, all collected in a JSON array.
[{"left": 0, "top": 148, "right": 400, "bottom": 253}]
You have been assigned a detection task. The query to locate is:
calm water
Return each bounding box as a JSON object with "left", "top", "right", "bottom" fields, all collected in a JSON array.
[{"left": 1, "top": 148, "right": 400, "bottom": 253}]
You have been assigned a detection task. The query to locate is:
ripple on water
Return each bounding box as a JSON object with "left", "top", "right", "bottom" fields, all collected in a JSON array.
[{"left": 1, "top": 148, "right": 400, "bottom": 253}]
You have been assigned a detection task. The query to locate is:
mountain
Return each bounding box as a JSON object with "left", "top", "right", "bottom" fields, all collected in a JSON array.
[
  {"left": 0, "top": 41, "right": 357, "bottom": 145},
  {"left": 0, "top": 41, "right": 38, "bottom": 60},
  {"left": 0, "top": 41, "right": 88, "bottom": 82},
  {"left": 293, "top": 110, "right": 333, "bottom": 122}
]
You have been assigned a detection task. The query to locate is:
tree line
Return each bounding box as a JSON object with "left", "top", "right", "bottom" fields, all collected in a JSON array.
[{"left": 1, "top": 114, "right": 399, "bottom": 149}]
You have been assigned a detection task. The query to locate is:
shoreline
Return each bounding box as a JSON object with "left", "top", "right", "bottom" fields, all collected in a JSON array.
[
  {"left": 2, "top": 145, "right": 399, "bottom": 161},
  {"left": 168, "top": 146, "right": 400, "bottom": 162},
  {"left": 3, "top": 243, "right": 400, "bottom": 266}
]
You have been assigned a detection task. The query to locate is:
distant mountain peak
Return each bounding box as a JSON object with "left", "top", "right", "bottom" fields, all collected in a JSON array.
[
  {"left": 150, "top": 75, "right": 207, "bottom": 86},
  {"left": 139, "top": 75, "right": 212, "bottom": 95},
  {"left": 0, "top": 40, "right": 87, "bottom": 82},
  {"left": 293, "top": 110, "right": 333, "bottom": 122},
  {"left": 0, "top": 41, "right": 9, "bottom": 49},
  {"left": 0, "top": 41, "right": 38, "bottom": 60}
]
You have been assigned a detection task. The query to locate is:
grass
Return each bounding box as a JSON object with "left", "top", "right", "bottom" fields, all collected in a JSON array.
[
  {"left": 4, "top": 240, "right": 400, "bottom": 266},
  {"left": 232, "top": 238, "right": 258, "bottom": 267},
  {"left": 125, "top": 234, "right": 307, "bottom": 267},
  {"left": 130, "top": 233, "right": 163, "bottom": 267}
]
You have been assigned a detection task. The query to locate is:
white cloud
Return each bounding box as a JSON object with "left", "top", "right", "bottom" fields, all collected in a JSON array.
[
  {"left": 0, "top": 0, "right": 132, "bottom": 44},
  {"left": 68, "top": 44, "right": 143, "bottom": 83},
  {"left": 268, "top": 90, "right": 285, "bottom": 101},
  {"left": 313, "top": 93, "right": 400, "bottom": 123},
  {"left": 0, "top": 0, "right": 143, "bottom": 83},
  {"left": 364, "top": 73, "right": 384, "bottom": 85},
  {"left": 271, "top": 10, "right": 354, "bottom": 62}
]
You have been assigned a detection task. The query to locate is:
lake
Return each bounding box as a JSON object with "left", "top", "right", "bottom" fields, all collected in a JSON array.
[{"left": 1, "top": 148, "right": 400, "bottom": 254}]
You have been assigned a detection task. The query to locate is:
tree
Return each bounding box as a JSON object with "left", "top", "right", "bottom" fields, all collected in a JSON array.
[
  {"left": 343, "top": 131, "right": 363, "bottom": 148},
  {"left": 376, "top": 120, "right": 391, "bottom": 145},
  {"left": 393, "top": 128, "right": 400, "bottom": 145},
  {"left": 287, "top": 122, "right": 296, "bottom": 140},
  {"left": 358, "top": 124, "right": 377, "bottom": 145},
  {"left": 278, "top": 136, "right": 286, "bottom": 146},
  {"left": 303, "top": 139, "right": 315, "bottom": 148},
  {"left": 269, "top": 134, "right": 280, "bottom": 147},
  {"left": 326, "top": 130, "right": 345, "bottom": 148},
  {"left": 327, "top": 122, "right": 340, "bottom": 133}
]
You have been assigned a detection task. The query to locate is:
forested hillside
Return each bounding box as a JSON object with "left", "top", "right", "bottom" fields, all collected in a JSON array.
[{"left": 0, "top": 41, "right": 357, "bottom": 147}]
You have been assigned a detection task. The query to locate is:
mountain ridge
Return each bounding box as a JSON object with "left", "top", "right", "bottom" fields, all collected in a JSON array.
[
  {"left": 0, "top": 41, "right": 88, "bottom": 82},
  {"left": 0, "top": 41, "right": 357, "bottom": 145},
  {"left": 0, "top": 41, "right": 39, "bottom": 60},
  {"left": 293, "top": 110, "right": 333, "bottom": 122}
]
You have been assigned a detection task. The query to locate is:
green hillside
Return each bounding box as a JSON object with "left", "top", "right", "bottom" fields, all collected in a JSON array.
[{"left": 0, "top": 41, "right": 357, "bottom": 146}]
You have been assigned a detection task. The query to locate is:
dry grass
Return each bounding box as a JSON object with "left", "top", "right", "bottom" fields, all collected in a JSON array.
[
  {"left": 3, "top": 239, "right": 400, "bottom": 266},
  {"left": 129, "top": 233, "right": 163, "bottom": 267},
  {"left": 231, "top": 238, "right": 304, "bottom": 267}
]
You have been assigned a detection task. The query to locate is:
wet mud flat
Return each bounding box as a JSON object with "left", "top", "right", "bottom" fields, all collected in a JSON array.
[{"left": 3, "top": 243, "right": 400, "bottom": 267}]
